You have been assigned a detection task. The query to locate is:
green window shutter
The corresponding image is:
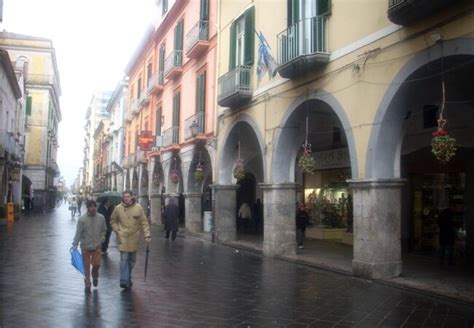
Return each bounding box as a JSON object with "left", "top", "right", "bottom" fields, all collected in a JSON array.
[
  {"left": 159, "top": 45, "right": 165, "bottom": 83},
  {"left": 25, "top": 96, "right": 32, "bottom": 116},
  {"left": 200, "top": 0, "right": 209, "bottom": 21},
  {"left": 173, "top": 93, "right": 180, "bottom": 126},
  {"left": 244, "top": 6, "right": 255, "bottom": 66},
  {"left": 156, "top": 105, "right": 162, "bottom": 136},
  {"left": 174, "top": 20, "right": 183, "bottom": 51},
  {"left": 317, "top": 0, "right": 331, "bottom": 16},
  {"left": 196, "top": 72, "right": 206, "bottom": 113},
  {"left": 229, "top": 21, "right": 237, "bottom": 70},
  {"left": 288, "top": 0, "right": 300, "bottom": 26}
]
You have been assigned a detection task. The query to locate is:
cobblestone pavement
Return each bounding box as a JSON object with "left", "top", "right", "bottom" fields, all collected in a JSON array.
[{"left": 1, "top": 204, "right": 473, "bottom": 328}]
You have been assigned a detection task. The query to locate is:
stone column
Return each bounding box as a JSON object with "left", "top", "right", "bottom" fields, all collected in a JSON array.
[
  {"left": 260, "top": 183, "right": 297, "bottom": 256},
  {"left": 149, "top": 193, "right": 162, "bottom": 226},
  {"left": 349, "top": 178, "right": 405, "bottom": 279},
  {"left": 213, "top": 184, "right": 238, "bottom": 242},
  {"left": 184, "top": 193, "right": 202, "bottom": 233}
]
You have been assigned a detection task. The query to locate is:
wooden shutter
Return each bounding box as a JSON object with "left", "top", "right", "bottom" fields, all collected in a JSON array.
[
  {"left": 288, "top": 0, "right": 300, "bottom": 26},
  {"left": 196, "top": 72, "right": 206, "bottom": 113},
  {"left": 174, "top": 20, "right": 183, "bottom": 51},
  {"left": 173, "top": 93, "right": 180, "bottom": 127},
  {"left": 244, "top": 6, "right": 255, "bottom": 66},
  {"left": 229, "top": 21, "right": 237, "bottom": 70},
  {"left": 25, "top": 96, "right": 32, "bottom": 116},
  {"left": 155, "top": 105, "right": 162, "bottom": 136},
  {"left": 317, "top": 0, "right": 331, "bottom": 16},
  {"left": 200, "top": 0, "right": 209, "bottom": 21}
]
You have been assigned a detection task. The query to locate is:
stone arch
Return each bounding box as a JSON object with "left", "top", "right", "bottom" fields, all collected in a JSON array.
[
  {"left": 366, "top": 38, "right": 474, "bottom": 178},
  {"left": 218, "top": 114, "right": 266, "bottom": 185},
  {"left": 272, "top": 91, "right": 358, "bottom": 183},
  {"left": 151, "top": 157, "right": 164, "bottom": 194},
  {"left": 187, "top": 145, "right": 213, "bottom": 193}
]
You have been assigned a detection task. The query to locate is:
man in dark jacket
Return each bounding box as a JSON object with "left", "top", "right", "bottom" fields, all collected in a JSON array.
[
  {"left": 98, "top": 198, "right": 113, "bottom": 255},
  {"left": 164, "top": 197, "right": 179, "bottom": 241},
  {"left": 296, "top": 202, "right": 309, "bottom": 250},
  {"left": 438, "top": 205, "right": 456, "bottom": 265}
]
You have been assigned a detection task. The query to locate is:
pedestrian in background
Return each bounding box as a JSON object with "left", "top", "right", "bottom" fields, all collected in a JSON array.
[
  {"left": 72, "top": 200, "right": 107, "bottom": 293},
  {"left": 98, "top": 198, "right": 113, "bottom": 255},
  {"left": 438, "top": 203, "right": 456, "bottom": 266},
  {"left": 296, "top": 202, "right": 309, "bottom": 250},
  {"left": 69, "top": 197, "right": 78, "bottom": 217},
  {"left": 164, "top": 197, "right": 179, "bottom": 241},
  {"left": 238, "top": 202, "right": 252, "bottom": 233},
  {"left": 77, "top": 196, "right": 83, "bottom": 215},
  {"left": 111, "top": 191, "right": 150, "bottom": 289}
]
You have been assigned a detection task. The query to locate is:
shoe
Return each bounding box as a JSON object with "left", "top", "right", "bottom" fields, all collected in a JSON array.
[
  {"left": 93, "top": 279, "right": 98, "bottom": 287},
  {"left": 120, "top": 282, "right": 129, "bottom": 289},
  {"left": 101, "top": 251, "right": 108, "bottom": 255},
  {"left": 84, "top": 287, "right": 91, "bottom": 293}
]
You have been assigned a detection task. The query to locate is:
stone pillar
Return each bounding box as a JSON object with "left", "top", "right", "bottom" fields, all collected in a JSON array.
[
  {"left": 213, "top": 184, "right": 238, "bottom": 242},
  {"left": 149, "top": 193, "right": 162, "bottom": 226},
  {"left": 349, "top": 178, "right": 405, "bottom": 279},
  {"left": 260, "top": 183, "right": 297, "bottom": 256},
  {"left": 184, "top": 193, "right": 202, "bottom": 233}
]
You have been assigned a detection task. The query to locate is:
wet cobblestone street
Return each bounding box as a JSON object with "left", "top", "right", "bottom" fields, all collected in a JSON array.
[{"left": 1, "top": 204, "right": 473, "bottom": 327}]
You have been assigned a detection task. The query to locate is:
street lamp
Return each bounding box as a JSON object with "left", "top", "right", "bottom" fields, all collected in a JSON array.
[{"left": 189, "top": 120, "right": 199, "bottom": 137}]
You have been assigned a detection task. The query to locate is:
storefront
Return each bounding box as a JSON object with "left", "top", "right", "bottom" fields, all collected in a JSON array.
[{"left": 301, "top": 148, "right": 353, "bottom": 244}]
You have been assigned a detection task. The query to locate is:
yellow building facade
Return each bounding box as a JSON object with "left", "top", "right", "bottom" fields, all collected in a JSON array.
[{"left": 215, "top": 0, "right": 474, "bottom": 279}]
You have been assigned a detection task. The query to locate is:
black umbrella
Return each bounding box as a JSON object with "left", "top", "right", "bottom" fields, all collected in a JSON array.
[
  {"left": 96, "top": 191, "right": 122, "bottom": 206},
  {"left": 144, "top": 242, "right": 150, "bottom": 281}
]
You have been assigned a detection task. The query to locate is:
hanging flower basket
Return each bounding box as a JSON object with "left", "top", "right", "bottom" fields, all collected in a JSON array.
[
  {"left": 171, "top": 170, "right": 180, "bottom": 184},
  {"left": 431, "top": 128, "right": 457, "bottom": 163},
  {"left": 194, "top": 164, "right": 205, "bottom": 183},
  {"left": 233, "top": 159, "right": 246, "bottom": 181},
  {"left": 298, "top": 143, "right": 315, "bottom": 174}
]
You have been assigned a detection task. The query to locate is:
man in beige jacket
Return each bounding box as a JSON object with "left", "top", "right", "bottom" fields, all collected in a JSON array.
[{"left": 111, "top": 190, "right": 151, "bottom": 289}]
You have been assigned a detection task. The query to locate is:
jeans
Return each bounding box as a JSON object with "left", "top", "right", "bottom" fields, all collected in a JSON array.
[
  {"left": 82, "top": 247, "right": 101, "bottom": 288},
  {"left": 296, "top": 228, "right": 306, "bottom": 246},
  {"left": 120, "top": 251, "right": 137, "bottom": 286}
]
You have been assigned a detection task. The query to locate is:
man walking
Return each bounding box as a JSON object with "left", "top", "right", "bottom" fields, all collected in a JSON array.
[
  {"left": 111, "top": 191, "right": 151, "bottom": 289},
  {"left": 164, "top": 197, "right": 179, "bottom": 241},
  {"left": 72, "top": 200, "right": 107, "bottom": 293},
  {"left": 98, "top": 198, "right": 113, "bottom": 255}
]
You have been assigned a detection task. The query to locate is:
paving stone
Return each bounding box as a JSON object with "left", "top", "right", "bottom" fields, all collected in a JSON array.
[{"left": 0, "top": 205, "right": 473, "bottom": 327}]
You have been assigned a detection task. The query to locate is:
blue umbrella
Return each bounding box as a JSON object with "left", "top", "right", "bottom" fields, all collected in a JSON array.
[{"left": 70, "top": 248, "right": 85, "bottom": 275}]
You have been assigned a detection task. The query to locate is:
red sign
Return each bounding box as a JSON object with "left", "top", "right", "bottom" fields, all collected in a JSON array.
[{"left": 138, "top": 131, "right": 154, "bottom": 151}]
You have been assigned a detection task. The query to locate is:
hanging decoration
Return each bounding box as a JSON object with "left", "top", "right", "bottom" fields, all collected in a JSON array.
[
  {"left": 194, "top": 152, "right": 205, "bottom": 183},
  {"left": 298, "top": 110, "right": 315, "bottom": 174},
  {"left": 171, "top": 157, "right": 180, "bottom": 184},
  {"left": 233, "top": 141, "right": 246, "bottom": 181},
  {"left": 431, "top": 50, "right": 457, "bottom": 163}
]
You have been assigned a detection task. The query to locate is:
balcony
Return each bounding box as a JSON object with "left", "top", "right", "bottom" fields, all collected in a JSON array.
[
  {"left": 186, "top": 20, "right": 209, "bottom": 59},
  {"left": 147, "top": 72, "right": 164, "bottom": 95},
  {"left": 164, "top": 50, "right": 183, "bottom": 80},
  {"left": 217, "top": 65, "right": 252, "bottom": 108},
  {"left": 277, "top": 16, "right": 330, "bottom": 78},
  {"left": 184, "top": 111, "right": 205, "bottom": 140},
  {"left": 138, "top": 90, "right": 150, "bottom": 108},
  {"left": 387, "top": 0, "right": 457, "bottom": 25},
  {"left": 131, "top": 99, "right": 140, "bottom": 116},
  {"left": 125, "top": 111, "right": 134, "bottom": 123},
  {"left": 136, "top": 150, "right": 147, "bottom": 163},
  {"left": 0, "top": 130, "right": 22, "bottom": 160},
  {"left": 162, "top": 126, "right": 179, "bottom": 148},
  {"left": 25, "top": 73, "right": 60, "bottom": 91}
]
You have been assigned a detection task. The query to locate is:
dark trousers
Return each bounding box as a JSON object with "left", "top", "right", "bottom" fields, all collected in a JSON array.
[
  {"left": 296, "top": 227, "right": 306, "bottom": 246},
  {"left": 166, "top": 230, "right": 177, "bottom": 241},
  {"left": 439, "top": 243, "right": 454, "bottom": 265},
  {"left": 101, "top": 227, "right": 112, "bottom": 253}
]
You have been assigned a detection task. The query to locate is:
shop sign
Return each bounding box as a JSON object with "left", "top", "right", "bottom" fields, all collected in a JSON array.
[
  {"left": 138, "top": 131, "right": 154, "bottom": 151},
  {"left": 313, "top": 148, "right": 350, "bottom": 170}
]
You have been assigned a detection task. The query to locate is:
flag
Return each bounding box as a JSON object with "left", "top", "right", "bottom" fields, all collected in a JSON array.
[{"left": 256, "top": 31, "right": 278, "bottom": 84}]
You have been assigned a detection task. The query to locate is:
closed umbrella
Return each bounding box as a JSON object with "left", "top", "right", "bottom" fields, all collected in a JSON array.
[
  {"left": 144, "top": 242, "right": 150, "bottom": 281},
  {"left": 70, "top": 248, "right": 84, "bottom": 275}
]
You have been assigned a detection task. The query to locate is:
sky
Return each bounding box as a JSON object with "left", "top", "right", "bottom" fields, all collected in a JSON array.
[{"left": 2, "top": 0, "right": 156, "bottom": 187}]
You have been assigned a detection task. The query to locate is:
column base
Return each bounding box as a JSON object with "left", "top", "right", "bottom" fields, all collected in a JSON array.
[{"left": 353, "top": 259, "right": 402, "bottom": 280}]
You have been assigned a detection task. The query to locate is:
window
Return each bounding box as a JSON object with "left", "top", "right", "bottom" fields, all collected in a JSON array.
[
  {"left": 137, "top": 78, "right": 142, "bottom": 99},
  {"left": 173, "top": 92, "right": 180, "bottom": 127},
  {"left": 229, "top": 6, "right": 255, "bottom": 70},
  {"left": 25, "top": 96, "right": 32, "bottom": 116},
  {"left": 288, "top": 0, "right": 331, "bottom": 26},
  {"left": 174, "top": 20, "right": 184, "bottom": 66},
  {"left": 162, "top": 0, "right": 168, "bottom": 16},
  {"left": 200, "top": 0, "right": 209, "bottom": 22},
  {"left": 159, "top": 44, "right": 165, "bottom": 84},
  {"left": 196, "top": 71, "right": 206, "bottom": 113},
  {"left": 147, "top": 63, "right": 153, "bottom": 87}
]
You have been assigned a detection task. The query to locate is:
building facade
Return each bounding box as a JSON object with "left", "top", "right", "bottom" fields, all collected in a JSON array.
[
  {"left": 0, "top": 32, "right": 62, "bottom": 212},
  {"left": 215, "top": 0, "right": 474, "bottom": 279},
  {"left": 0, "top": 48, "right": 23, "bottom": 216},
  {"left": 124, "top": 0, "right": 217, "bottom": 228}
]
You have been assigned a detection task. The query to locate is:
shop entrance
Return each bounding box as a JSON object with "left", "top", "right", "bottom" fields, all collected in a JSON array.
[{"left": 236, "top": 173, "right": 261, "bottom": 235}]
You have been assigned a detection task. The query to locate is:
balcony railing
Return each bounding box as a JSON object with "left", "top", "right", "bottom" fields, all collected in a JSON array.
[
  {"left": 186, "top": 20, "right": 209, "bottom": 58},
  {"left": 387, "top": 0, "right": 457, "bottom": 25},
  {"left": 277, "top": 16, "right": 330, "bottom": 78},
  {"left": 217, "top": 65, "right": 252, "bottom": 108},
  {"left": 184, "top": 111, "right": 205, "bottom": 140},
  {"left": 0, "top": 130, "right": 22, "bottom": 160},
  {"left": 164, "top": 50, "right": 183, "bottom": 79},
  {"left": 131, "top": 99, "right": 140, "bottom": 115},
  {"left": 139, "top": 90, "right": 150, "bottom": 108},
  {"left": 162, "top": 126, "right": 179, "bottom": 147},
  {"left": 147, "top": 72, "right": 164, "bottom": 95}
]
